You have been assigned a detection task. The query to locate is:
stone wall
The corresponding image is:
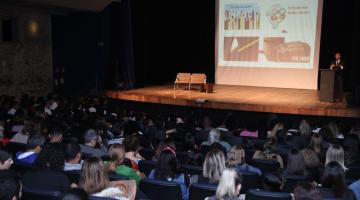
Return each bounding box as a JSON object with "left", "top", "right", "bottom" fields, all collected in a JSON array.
[{"left": 0, "top": 8, "right": 53, "bottom": 96}]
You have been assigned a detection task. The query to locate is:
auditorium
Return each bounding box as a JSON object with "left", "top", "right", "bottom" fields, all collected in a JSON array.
[{"left": 0, "top": 0, "right": 360, "bottom": 200}]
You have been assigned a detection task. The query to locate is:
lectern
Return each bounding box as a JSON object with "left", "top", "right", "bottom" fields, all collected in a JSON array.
[{"left": 319, "top": 69, "right": 338, "bottom": 102}]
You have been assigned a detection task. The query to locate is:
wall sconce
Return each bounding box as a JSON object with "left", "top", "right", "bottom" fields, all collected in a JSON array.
[{"left": 29, "top": 19, "right": 39, "bottom": 36}]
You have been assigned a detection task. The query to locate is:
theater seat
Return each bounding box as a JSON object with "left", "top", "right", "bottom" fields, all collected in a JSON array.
[
  {"left": 138, "top": 160, "right": 157, "bottom": 176},
  {"left": 64, "top": 170, "right": 81, "bottom": 184},
  {"left": 22, "top": 186, "right": 62, "bottom": 200},
  {"left": 240, "top": 172, "right": 261, "bottom": 194},
  {"left": 139, "top": 179, "right": 182, "bottom": 200},
  {"left": 250, "top": 159, "right": 280, "bottom": 174},
  {"left": 181, "top": 164, "right": 203, "bottom": 176},
  {"left": 282, "top": 174, "right": 308, "bottom": 192},
  {"left": 246, "top": 189, "right": 292, "bottom": 200},
  {"left": 189, "top": 183, "right": 217, "bottom": 200},
  {"left": 139, "top": 148, "right": 155, "bottom": 160},
  {"left": 89, "top": 196, "right": 118, "bottom": 200},
  {"left": 11, "top": 162, "right": 33, "bottom": 175},
  {"left": 108, "top": 173, "right": 129, "bottom": 181}
]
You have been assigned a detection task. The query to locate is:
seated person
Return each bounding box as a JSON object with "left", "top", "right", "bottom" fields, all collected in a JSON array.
[
  {"left": 349, "top": 178, "right": 360, "bottom": 200},
  {"left": 252, "top": 138, "right": 284, "bottom": 168},
  {"left": 201, "top": 129, "right": 231, "bottom": 152},
  {"left": 206, "top": 168, "right": 244, "bottom": 200},
  {"left": 80, "top": 129, "right": 108, "bottom": 158},
  {"left": 22, "top": 143, "right": 70, "bottom": 193},
  {"left": 106, "top": 144, "right": 144, "bottom": 185},
  {"left": 148, "top": 148, "right": 189, "bottom": 200},
  {"left": 191, "top": 149, "right": 226, "bottom": 185},
  {"left": 0, "top": 175, "right": 22, "bottom": 200},
  {"left": 124, "top": 135, "right": 144, "bottom": 170},
  {"left": 15, "top": 134, "right": 45, "bottom": 165},
  {"left": 49, "top": 127, "right": 64, "bottom": 144},
  {"left": 79, "top": 157, "right": 136, "bottom": 200},
  {"left": 300, "top": 148, "right": 322, "bottom": 183},
  {"left": 226, "top": 145, "right": 261, "bottom": 176},
  {"left": 319, "top": 161, "right": 355, "bottom": 199},
  {"left": 293, "top": 182, "right": 322, "bottom": 200},
  {"left": 261, "top": 173, "right": 284, "bottom": 192},
  {"left": 64, "top": 141, "right": 83, "bottom": 171},
  {"left": 283, "top": 149, "right": 311, "bottom": 180},
  {"left": 0, "top": 150, "right": 13, "bottom": 172}
]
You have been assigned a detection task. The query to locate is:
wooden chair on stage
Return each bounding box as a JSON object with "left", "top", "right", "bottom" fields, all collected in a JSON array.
[
  {"left": 174, "top": 73, "right": 191, "bottom": 91},
  {"left": 190, "top": 73, "right": 206, "bottom": 91}
]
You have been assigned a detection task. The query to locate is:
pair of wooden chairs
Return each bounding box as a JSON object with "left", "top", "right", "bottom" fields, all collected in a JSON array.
[{"left": 174, "top": 73, "right": 206, "bottom": 91}]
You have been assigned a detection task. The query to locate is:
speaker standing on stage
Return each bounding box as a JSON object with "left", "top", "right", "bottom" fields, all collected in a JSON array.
[
  {"left": 329, "top": 52, "right": 345, "bottom": 101},
  {"left": 330, "top": 52, "right": 345, "bottom": 71}
]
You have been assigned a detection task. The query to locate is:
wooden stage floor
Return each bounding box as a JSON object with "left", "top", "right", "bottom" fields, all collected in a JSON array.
[{"left": 106, "top": 85, "right": 360, "bottom": 118}]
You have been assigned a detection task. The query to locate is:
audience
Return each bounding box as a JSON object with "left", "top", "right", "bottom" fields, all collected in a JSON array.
[
  {"left": 0, "top": 175, "right": 22, "bottom": 200},
  {"left": 206, "top": 168, "right": 244, "bottom": 200},
  {"left": 226, "top": 145, "right": 261, "bottom": 176},
  {"left": 325, "top": 144, "right": 347, "bottom": 171},
  {"left": 261, "top": 173, "right": 284, "bottom": 192},
  {"left": 319, "top": 161, "right": 355, "bottom": 199},
  {"left": 106, "top": 144, "right": 144, "bottom": 184},
  {"left": 192, "top": 149, "right": 226, "bottom": 185},
  {"left": 79, "top": 157, "right": 136, "bottom": 200},
  {"left": 283, "top": 149, "right": 310, "bottom": 178},
  {"left": 124, "top": 134, "right": 144, "bottom": 170},
  {"left": 15, "top": 134, "right": 45, "bottom": 165},
  {"left": 201, "top": 128, "right": 231, "bottom": 152},
  {"left": 80, "top": 129, "right": 108, "bottom": 158},
  {"left": 253, "top": 138, "right": 284, "bottom": 168},
  {"left": 64, "top": 141, "right": 83, "bottom": 171},
  {"left": 22, "top": 143, "right": 70, "bottom": 193},
  {"left": 148, "top": 148, "right": 188, "bottom": 200},
  {"left": 293, "top": 181, "right": 322, "bottom": 200}
]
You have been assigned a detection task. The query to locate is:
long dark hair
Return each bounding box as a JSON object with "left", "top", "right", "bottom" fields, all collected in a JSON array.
[
  {"left": 321, "top": 161, "right": 347, "bottom": 198},
  {"left": 35, "top": 143, "right": 65, "bottom": 171},
  {"left": 154, "top": 149, "right": 180, "bottom": 180},
  {"left": 285, "top": 149, "right": 307, "bottom": 176},
  {"left": 262, "top": 173, "right": 284, "bottom": 192}
]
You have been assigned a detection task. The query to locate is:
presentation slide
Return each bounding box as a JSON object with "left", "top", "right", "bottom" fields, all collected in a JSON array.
[{"left": 216, "top": 0, "right": 323, "bottom": 89}]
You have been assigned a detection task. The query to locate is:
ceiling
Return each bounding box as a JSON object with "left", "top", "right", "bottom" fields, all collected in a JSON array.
[{"left": 0, "top": 0, "right": 118, "bottom": 12}]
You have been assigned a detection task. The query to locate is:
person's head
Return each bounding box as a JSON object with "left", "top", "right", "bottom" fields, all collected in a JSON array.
[
  {"left": 309, "top": 133, "right": 323, "bottom": 153},
  {"left": 226, "top": 145, "right": 245, "bottom": 167},
  {"left": 262, "top": 173, "right": 284, "bottom": 192},
  {"left": 0, "top": 150, "right": 13, "bottom": 170},
  {"left": 62, "top": 188, "right": 89, "bottom": 200},
  {"left": 285, "top": 149, "right": 307, "bottom": 175},
  {"left": 26, "top": 134, "right": 45, "bottom": 153},
  {"left": 300, "top": 148, "right": 321, "bottom": 168},
  {"left": 34, "top": 143, "right": 65, "bottom": 171},
  {"left": 124, "top": 134, "right": 141, "bottom": 152},
  {"left": 154, "top": 137, "right": 176, "bottom": 160},
  {"left": 299, "top": 119, "right": 311, "bottom": 137},
  {"left": 155, "top": 148, "right": 179, "bottom": 180},
  {"left": 108, "top": 144, "right": 126, "bottom": 165},
  {"left": 350, "top": 126, "right": 360, "bottom": 139},
  {"left": 321, "top": 161, "right": 347, "bottom": 198},
  {"left": 79, "top": 157, "right": 109, "bottom": 194},
  {"left": 262, "top": 138, "right": 277, "bottom": 159},
  {"left": 64, "top": 141, "right": 81, "bottom": 164},
  {"left": 215, "top": 168, "right": 242, "bottom": 200},
  {"left": 0, "top": 175, "right": 22, "bottom": 200},
  {"left": 49, "top": 127, "right": 64, "bottom": 143},
  {"left": 325, "top": 145, "right": 346, "bottom": 170},
  {"left": 183, "top": 132, "right": 195, "bottom": 151},
  {"left": 335, "top": 52, "right": 341, "bottom": 60},
  {"left": 203, "top": 149, "right": 226, "bottom": 183},
  {"left": 293, "top": 182, "right": 322, "bottom": 200},
  {"left": 83, "top": 129, "right": 99, "bottom": 147},
  {"left": 208, "top": 128, "right": 221, "bottom": 144}
]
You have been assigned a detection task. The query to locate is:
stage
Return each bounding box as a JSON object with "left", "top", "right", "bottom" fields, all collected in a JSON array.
[{"left": 106, "top": 84, "right": 360, "bottom": 118}]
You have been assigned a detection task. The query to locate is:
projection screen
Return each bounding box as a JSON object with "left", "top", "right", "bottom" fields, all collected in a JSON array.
[{"left": 215, "top": 0, "right": 323, "bottom": 89}]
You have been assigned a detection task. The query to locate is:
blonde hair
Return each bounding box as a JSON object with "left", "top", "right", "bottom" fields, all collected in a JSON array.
[
  {"left": 325, "top": 145, "right": 346, "bottom": 170},
  {"left": 109, "top": 144, "right": 126, "bottom": 165},
  {"left": 203, "top": 149, "right": 226, "bottom": 183},
  {"left": 226, "top": 145, "right": 245, "bottom": 167},
  {"left": 79, "top": 157, "right": 110, "bottom": 194},
  {"left": 215, "top": 168, "right": 242, "bottom": 200}
]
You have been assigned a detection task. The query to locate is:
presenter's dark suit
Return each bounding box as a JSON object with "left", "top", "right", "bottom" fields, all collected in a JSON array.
[{"left": 330, "top": 59, "right": 346, "bottom": 101}]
